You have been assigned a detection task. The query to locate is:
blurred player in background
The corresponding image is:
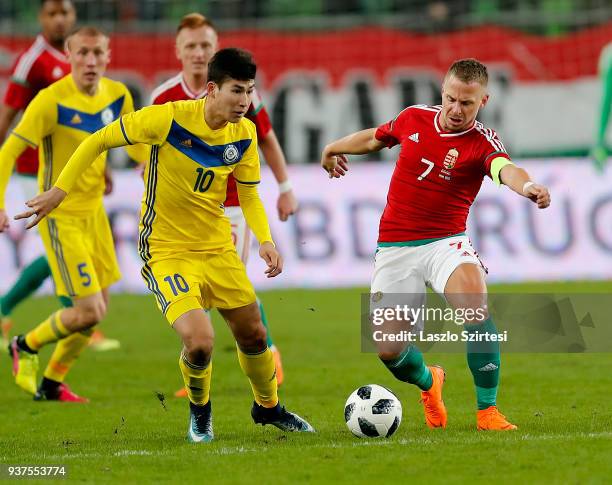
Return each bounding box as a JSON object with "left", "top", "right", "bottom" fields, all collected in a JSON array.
[
  {"left": 0, "top": 0, "right": 118, "bottom": 352},
  {"left": 591, "top": 41, "right": 612, "bottom": 171},
  {"left": 22, "top": 48, "right": 314, "bottom": 442},
  {"left": 322, "top": 59, "right": 551, "bottom": 431},
  {"left": 0, "top": 27, "right": 142, "bottom": 401},
  {"left": 150, "top": 13, "right": 296, "bottom": 394}
]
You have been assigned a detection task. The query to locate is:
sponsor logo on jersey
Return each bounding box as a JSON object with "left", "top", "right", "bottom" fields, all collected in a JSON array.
[
  {"left": 52, "top": 66, "right": 64, "bottom": 79},
  {"left": 179, "top": 138, "right": 192, "bottom": 148},
  {"left": 443, "top": 148, "right": 459, "bottom": 169},
  {"left": 70, "top": 113, "right": 82, "bottom": 124},
  {"left": 223, "top": 144, "right": 239, "bottom": 164},
  {"left": 408, "top": 132, "right": 419, "bottom": 143},
  {"left": 101, "top": 108, "right": 114, "bottom": 125}
]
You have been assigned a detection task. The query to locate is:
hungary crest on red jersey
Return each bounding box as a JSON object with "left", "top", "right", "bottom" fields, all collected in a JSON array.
[{"left": 444, "top": 148, "right": 459, "bottom": 169}]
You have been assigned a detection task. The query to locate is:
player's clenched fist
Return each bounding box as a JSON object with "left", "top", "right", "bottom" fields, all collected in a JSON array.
[
  {"left": 523, "top": 182, "right": 551, "bottom": 209},
  {"left": 259, "top": 241, "right": 283, "bottom": 278},
  {"left": 321, "top": 151, "right": 349, "bottom": 179}
]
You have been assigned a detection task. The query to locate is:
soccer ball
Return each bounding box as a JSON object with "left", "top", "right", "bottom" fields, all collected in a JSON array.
[{"left": 344, "top": 384, "right": 402, "bottom": 438}]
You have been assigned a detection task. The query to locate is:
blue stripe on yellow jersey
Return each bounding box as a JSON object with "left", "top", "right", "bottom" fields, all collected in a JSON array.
[
  {"left": 57, "top": 95, "right": 126, "bottom": 134},
  {"left": 166, "top": 120, "right": 253, "bottom": 169},
  {"left": 4, "top": 74, "right": 135, "bottom": 217}
]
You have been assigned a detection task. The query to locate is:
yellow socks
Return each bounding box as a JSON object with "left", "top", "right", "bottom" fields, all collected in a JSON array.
[
  {"left": 25, "top": 311, "right": 69, "bottom": 351},
  {"left": 179, "top": 352, "right": 212, "bottom": 406},
  {"left": 43, "top": 329, "right": 93, "bottom": 383},
  {"left": 237, "top": 346, "right": 278, "bottom": 408}
]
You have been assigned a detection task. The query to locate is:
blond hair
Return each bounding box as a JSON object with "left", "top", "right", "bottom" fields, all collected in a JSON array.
[{"left": 446, "top": 58, "right": 488, "bottom": 86}]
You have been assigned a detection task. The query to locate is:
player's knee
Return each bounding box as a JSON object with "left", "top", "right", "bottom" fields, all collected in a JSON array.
[
  {"left": 183, "top": 334, "right": 214, "bottom": 363},
  {"left": 236, "top": 322, "right": 267, "bottom": 352},
  {"left": 76, "top": 301, "right": 107, "bottom": 327}
]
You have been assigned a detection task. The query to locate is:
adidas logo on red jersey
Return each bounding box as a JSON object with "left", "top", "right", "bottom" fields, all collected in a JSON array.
[{"left": 408, "top": 132, "right": 419, "bottom": 143}]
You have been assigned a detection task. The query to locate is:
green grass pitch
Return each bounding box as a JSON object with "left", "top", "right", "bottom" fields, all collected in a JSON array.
[{"left": 1, "top": 282, "right": 611, "bottom": 483}]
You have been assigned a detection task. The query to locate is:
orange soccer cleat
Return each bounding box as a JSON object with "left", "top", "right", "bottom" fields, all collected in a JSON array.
[
  {"left": 270, "top": 345, "right": 284, "bottom": 387},
  {"left": 1, "top": 317, "right": 13, "bottom": 348},
  {"left": 477, "top": 406, "right": 517, "bottom": 431},
  {"left": 88, "top": 329, "right": 121, "bottom": 352},
  {"left": 175, "top": 386, "right": 188, "bottom": 398},
  {"left": 420, "top": 365, "right": 447, "bottom": 429}
]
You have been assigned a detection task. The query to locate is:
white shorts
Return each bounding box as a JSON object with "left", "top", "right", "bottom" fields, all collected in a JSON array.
[
  {"left": 225, "top": 205, "right": 251, "bottom": 264},
  {"left": 370, "top": 235, "right": 486, "bottom": 318}
]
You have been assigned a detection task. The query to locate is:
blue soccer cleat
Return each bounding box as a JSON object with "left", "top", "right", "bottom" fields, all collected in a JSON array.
[
  {"left": 251, "top": 402, "right": 315, "bottom": 433},
  {"left": 187, "top": 401, "right": 214, "bottom": 443}
]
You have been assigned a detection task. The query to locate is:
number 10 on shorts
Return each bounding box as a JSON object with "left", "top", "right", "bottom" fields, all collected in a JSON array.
[{"left": 164, "top": 274, "right": 190, "bottom": 296}]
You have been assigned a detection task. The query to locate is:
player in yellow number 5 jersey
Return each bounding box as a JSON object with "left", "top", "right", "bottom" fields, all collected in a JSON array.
[
  {"left": 19, "top": 48, "right": 314, "bottom": 442},
  {"left": 0, "top": 26, "right": 142, "bottom": 402}
]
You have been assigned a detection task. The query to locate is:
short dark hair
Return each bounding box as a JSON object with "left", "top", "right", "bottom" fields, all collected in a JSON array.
[
  {"left": 446, "top": 58, "right": 488, "bottom": 86},
  {"left": 208, "top": 48, "right": 256, "bottom": 86}
]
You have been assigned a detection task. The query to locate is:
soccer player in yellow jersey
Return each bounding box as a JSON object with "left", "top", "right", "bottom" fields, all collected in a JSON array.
[
  {"left": 21, "top": 48, "right": 314, "bottom": 442},
  {"left": 0, "top": 27, "right": 143, "bottom": 402}
]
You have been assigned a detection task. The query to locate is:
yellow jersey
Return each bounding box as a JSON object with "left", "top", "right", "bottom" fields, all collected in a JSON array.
[
  {"left": 54, "top": 98, "right": 272, "bottom": 260},
  {"left": 0, "top": 74, "right": 135, "bottom": 216}
]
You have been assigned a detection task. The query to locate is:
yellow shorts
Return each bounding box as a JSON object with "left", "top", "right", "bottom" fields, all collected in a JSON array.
[
  {"left": 142, "top": 248, "right": 257, "bottom": 324},
  {"left": 39, "top": 205, "right": 121, "bottom": 298}
]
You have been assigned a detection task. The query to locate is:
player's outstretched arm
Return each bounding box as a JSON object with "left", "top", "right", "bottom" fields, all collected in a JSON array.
[
  {"left": 14, "top": 186, "right": 67, "bottom": 229},
  {"left": 14, "top": 119, "right": 132, "bottom": 228},
  {"left": 258, "top": 129, "right": 297, "bottom": 222},
  {"left": 499, "top": 164, "right": 551, "bottom": 209},
  {"left": 321, "top": 128, "right": 385, "bottom": 178}
]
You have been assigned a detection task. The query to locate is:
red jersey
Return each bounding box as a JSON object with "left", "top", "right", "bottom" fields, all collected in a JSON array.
[
  {"left": 150, "top": 73, "right": 273, "bottom": 206},
  {"left": 3, "top": 35, "right": 70, "bottom": 175},
  {"left": 375, "top": 104, "right": 510, "bottom": 243}
]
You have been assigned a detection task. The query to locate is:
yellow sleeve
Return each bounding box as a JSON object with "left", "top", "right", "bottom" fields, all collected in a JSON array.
[
  {"left": 237, "top": 183, "right": 274, "bottom": 245},
  {"left": 233, "top": 123, "right": 260, "bottom": 184},
  {"left": 118, "top": 87, "right": 150, "bottom": 164},
  {"left": 55, "top": 104, "right": 172, "bottom": 194},
  {"left": 0, "top": 134, "right": 32, "bottom": 209},
  {"left": 12, "top": 89, "right": 56, "bottom": 147},
  {"left": 233, "top": 123, "right": 272, "bottom": 244},
  {"left": 491, "top": 156, "right": 514, "bottom": 186}
]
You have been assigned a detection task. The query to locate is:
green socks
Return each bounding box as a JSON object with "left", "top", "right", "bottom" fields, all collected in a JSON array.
[
  {"left": 465, "top": 317, "right": 501, "bottom": 410},
  {"left": 0, "top": 256, "right": 51, "bottom": 316},
  {"left": 257, "top": 297, "right": 274, "bottom": 348},
  {"left": 381, "top": 345, "right": 433, "bottom": 391}
]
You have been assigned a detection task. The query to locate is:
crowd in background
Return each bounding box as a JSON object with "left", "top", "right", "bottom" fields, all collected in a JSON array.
[{"left": 0, "top": 0, "right": 609, "bottom": 34}]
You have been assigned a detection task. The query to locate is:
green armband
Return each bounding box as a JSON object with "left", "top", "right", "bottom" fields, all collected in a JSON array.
[{"left": 490, "top": 156, "right": 514, "bottom": 187}]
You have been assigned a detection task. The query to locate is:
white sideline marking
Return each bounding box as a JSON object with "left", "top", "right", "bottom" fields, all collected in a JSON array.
[{"left": 28, "top": 431, "right": 612, "bottom": 459}]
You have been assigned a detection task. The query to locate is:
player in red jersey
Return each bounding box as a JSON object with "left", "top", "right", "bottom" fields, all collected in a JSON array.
[
  {"left": 150, "top": 13, "right": 296, "bottom": 394},
  {"left": 322, "top": 59, "right": 550, "bottom": 431},
  {"left": 0, "top": 0, "right": 118, "bottom": 352}
]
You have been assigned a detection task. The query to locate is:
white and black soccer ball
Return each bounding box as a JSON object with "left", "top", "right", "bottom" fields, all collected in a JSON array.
[{"left": 344, "top": 384, "right": 402, "bottom": 438}]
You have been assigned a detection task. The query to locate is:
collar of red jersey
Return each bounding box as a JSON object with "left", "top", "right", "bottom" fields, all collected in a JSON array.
[
  {"left": 433, "top": 110, "right": 476, "bottom": 137},
  {"left": 180, "top": 74, "right": 208, "bottom": 100},
  {"left": 38, "top": 35, "right": 67, "bottom": 62}
]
